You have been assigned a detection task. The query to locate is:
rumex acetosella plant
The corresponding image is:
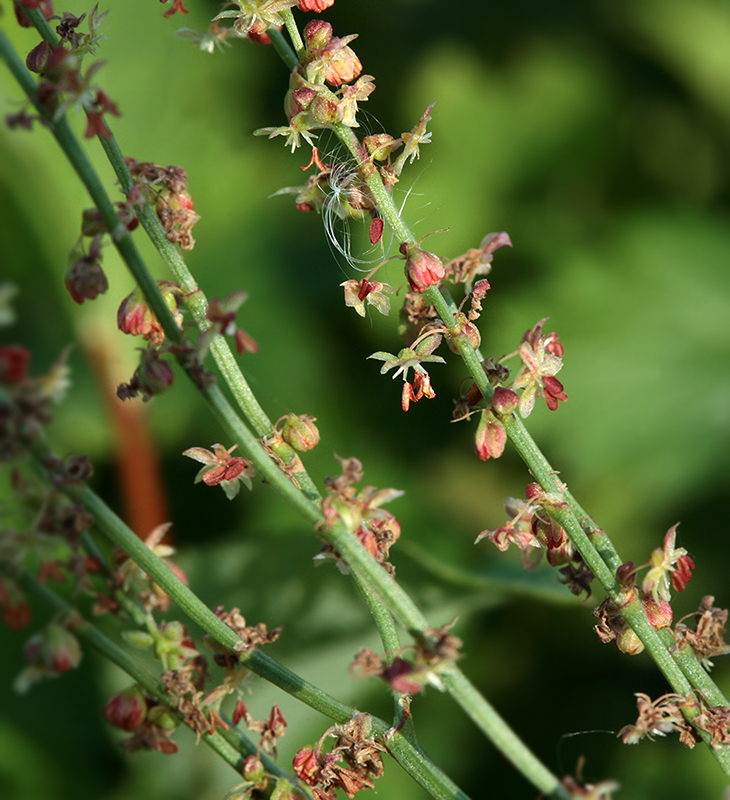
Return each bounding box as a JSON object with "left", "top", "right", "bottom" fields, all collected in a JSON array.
[{"left": 1, "top": 1, "right": 730, "bottom": 799}]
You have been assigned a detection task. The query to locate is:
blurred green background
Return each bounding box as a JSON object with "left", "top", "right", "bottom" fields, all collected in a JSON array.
[{"left": 2, "top": 0, "right": 730, "bottom": 798}]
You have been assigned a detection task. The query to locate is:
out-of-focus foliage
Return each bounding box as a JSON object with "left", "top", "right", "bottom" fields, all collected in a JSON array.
[{"left": 1, "top": 0, "right": 730, "bottom": 798}]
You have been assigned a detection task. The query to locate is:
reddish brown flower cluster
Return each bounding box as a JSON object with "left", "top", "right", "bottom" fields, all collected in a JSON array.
[
  {"left": 476, "top": 485, "right": 594, "bottom": 596},
  {"left": 17, "top": 5, "right": 119, "bottom": 137},
  {"left": 233, "top": 701, "right": 288, "bottom": 756},
  {"left": 443, "top": 232, "right": 512, "bottom": 292},
  {"left": 351, "top": 622, "right": 463, "bottom": 695},
  {"left": 293, "top": 715, "right": 385, "bottom": 800},
  {"left": 675, "top": 596, "right": 730, "bottom": 669},
  {"left": 206, "top": 605, "right": 282, "bottom": 658},
  {"left": 0, "top": 353, "right": 109, "bottom": 638},
  {"left": 105, "top": 598, "right": 284, "bottom": 755},
  {"left": 618, "top": 692, "right": 700, "bottom": 749},
  {"left": 316, "top": 456, "right": 402, "bottom": 576},
  {"left": 105, "top": 684, "right": 181, "bottom": 754},
  {"left": 126, "top": 159, "right": 200, "bottom": 250},
  {"left": 115, "top": 280, "right": 214, "bottom": 403},
  {"left": 110, "top": 524, "right": 187, "bottom": 614},
  {"left": 15, "top": 619, "right": 83, "bottom": 692}
]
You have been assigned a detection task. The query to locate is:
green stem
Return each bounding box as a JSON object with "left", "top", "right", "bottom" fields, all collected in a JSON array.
[
  {"left": 272, "top": 12, "right": 303, "bottom": 67},
  {"left": 441, "top": 668, "right": 570, "bottom": 799}
]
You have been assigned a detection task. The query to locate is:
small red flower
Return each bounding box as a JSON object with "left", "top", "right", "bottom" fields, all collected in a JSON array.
[
  {"left": 160, "top": 0, "right": 188, "bottom": 18},
  {"left": 0, "top": 346, "right": 31, "bottom": 383},
  {"left": 474, "top": 409, "right": 506, "bottom": 461},
  {"left": 65, "top": 238, "right": 108, "bottom": 303},
  {"left": 104, "top": 686, "right": 148, "bottom": 731},
  {"left": 293, "top": 747, "right": 322, "bottom": 786},
  {"left": 183, "top": 443, "right": 255, "bottom": 500}
]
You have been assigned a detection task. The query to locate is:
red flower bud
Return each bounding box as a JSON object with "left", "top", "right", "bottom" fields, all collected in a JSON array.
[
  {"left": 242, "top": 755, "right": 265, "bottom": 782},
  {"left": 104, "top": 685, "right": 147, "bottom": 731},
  {"left": 616, "top": 562, "right": 637, "bottom": 590},
  {"left": 26, "top": 40, "right": 52, "bottom": 73},
  {"left": 384, "top": 657, "right": 424, "bottom": 694},
  {"left": 117, "top": 282, "right": 182, "bottom": 345},
  {"left": 293, "top": 747, "right": 322, "bottom": 786},
  {"left": 64, "top": 247, "right": 108, "bottom": 304},
  {"left": 299, "top": 0, "right": 335, "bottom": 11},
  {"left": 491, "top": 386, "right": 519, "bottom": 414},
  {"left": 400, "top": 242, "right": 445, "bottom": 294},
  {"left": 0, "top": 346, "right": 31, "bottom": 383},
  {"left": 24, "top": 621, "right": 82, "bottom": 674},
  {"left": 642, "top": 594, "right": 673, "bottom": 630},
  {"left": 474, "top": 410, "right": 506, "bottom": 461},
  {"left": 303, "top": 19, "right": 333, "bottom": 51}
]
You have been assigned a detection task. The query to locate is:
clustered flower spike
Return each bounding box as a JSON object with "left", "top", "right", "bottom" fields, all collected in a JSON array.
[
  {"left": 618, "top": 692, "right": 700, "bottom": 749},
  {"left": 213, "top": 0, "right": 298, "bottom": 39},
  {"left": 19, "top": 9, "right": 120, "bottom": 138},
  {"left": 351, "top": 621, "right": 463, "bottom": 695},
  {"left": 113, "top": 523, "right": 188, "bottom": 613},
  {"left": 126, "top": 159, "right": 200, "bottom": 250},
  {"left": 443, "top": 231, "right": 512, "bottom": 292},
  {"left": 15, "top": 620, "right": 83, "bottom": 692},
  {"left": 675, "top": 596, "right": 730, "bottom": 670}
]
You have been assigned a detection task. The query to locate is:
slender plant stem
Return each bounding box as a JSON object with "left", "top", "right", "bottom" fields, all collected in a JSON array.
[
  {"left": 441, "top": 668, "right": 571, "bottom": 799},
  {"left": 271, "top": 14, "right": 303, "bottom": 67}
]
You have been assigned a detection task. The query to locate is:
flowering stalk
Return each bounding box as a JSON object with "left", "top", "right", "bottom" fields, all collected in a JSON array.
[
  {"left": 12, "top": 439, "right": 472, "bottom": 800},
  {"left": 7, "top": 0, "right": 728, "bottom": 792},
  {"left": 2, "top": 562, "right": 269, "bottom": 777},
  {"left": 261, "top": 4, "right": 730, "bottom": 776}
]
